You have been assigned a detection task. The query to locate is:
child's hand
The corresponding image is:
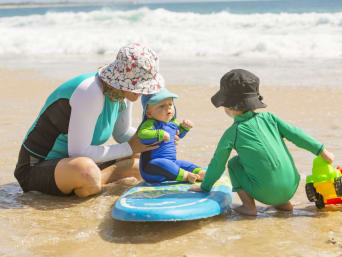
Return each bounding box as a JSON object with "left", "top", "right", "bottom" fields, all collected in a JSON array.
[
  {"left": 163, "top": 131, "right": 170, "bottom": 142},
  {"left": 181, "top": 120, "right": 193, "bottom": 129},
  {"left": 188, "top": 184, "right": 203, "bottom": 192},
  {"left": 321, "top": 148, "right": 334, "bottom": 164}
]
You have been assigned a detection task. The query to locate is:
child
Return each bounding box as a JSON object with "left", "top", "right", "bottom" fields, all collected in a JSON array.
[
  {"left": 138, "top": 88, "right": 206, "bottom": 183},
  {"left": 190, "top": 69, "right": 334, "bottom": 216}
]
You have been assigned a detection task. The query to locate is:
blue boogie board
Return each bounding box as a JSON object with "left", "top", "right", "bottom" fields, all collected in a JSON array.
[{"left": 112, "top": 174, "right": 233, "bottom": 222}]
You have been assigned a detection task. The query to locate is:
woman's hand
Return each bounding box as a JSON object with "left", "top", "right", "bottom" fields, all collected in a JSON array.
[
  {"left": 128, "top": 133, "right": 159, "bottom": 154},
  {"left": 321, "top": 148, "right": 334, "bottom": 164}
]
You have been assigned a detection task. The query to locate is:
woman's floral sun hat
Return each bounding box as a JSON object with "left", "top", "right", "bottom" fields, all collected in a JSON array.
[{"left": 99, "top": 43, "right": 164, "bottom": 94}]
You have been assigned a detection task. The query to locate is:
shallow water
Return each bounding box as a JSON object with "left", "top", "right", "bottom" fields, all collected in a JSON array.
[{"left": 1, "top": 70, "right": 342, "bottom": 257}]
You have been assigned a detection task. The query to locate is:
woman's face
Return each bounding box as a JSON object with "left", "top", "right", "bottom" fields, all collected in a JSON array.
[{"left": 122, "top": 91, "right": 142, "bottom": 102}]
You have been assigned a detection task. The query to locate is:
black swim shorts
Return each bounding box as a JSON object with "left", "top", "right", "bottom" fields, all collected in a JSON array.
[{"left": 14, "top": 145, "right": 116, "bottom": 196}]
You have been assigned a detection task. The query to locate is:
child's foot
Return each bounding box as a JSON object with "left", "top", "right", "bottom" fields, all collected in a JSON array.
[
  {"left": 197, "top": 169, "right": 206, "bottom": 181},
  {"left": 234, "top": 205, "right": 257, "bottom": 216},
  {"left": 273, "top": 201, "right": 293, "bottom": 212},
  {"left": 185, "top": 172, "right": 199, "bottom": 184}
]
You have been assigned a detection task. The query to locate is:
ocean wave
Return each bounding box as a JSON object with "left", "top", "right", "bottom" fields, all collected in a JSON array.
[{"left": 0, "top": 7, "right": 341, "bottom": 59}]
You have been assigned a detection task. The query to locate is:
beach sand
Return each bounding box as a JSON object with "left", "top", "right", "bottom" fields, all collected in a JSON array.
[{"left": 1, "top": 68, "right": 342, "bottom": 257}]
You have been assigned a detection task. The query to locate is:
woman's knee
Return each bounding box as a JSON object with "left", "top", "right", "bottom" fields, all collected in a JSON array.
[
  {"left": 56, "top": 157, "right": 102, "bottom": 197},
  {"left": 70, "top": 157, "right": 101, "bottom": 181}
]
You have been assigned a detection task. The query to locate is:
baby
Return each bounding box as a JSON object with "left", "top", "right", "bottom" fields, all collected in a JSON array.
[{"left": 138, "top": 88, "right": 205, "bottom": 183}]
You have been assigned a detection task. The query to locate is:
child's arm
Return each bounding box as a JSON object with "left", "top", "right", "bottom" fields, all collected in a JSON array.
[
  {"left": 270, "top": 113, "right": 326, "bottom": 157},
  {"left": 191, "top": 130, "right": 233, "bottom": 192},
  {"left": 138, "top": 119, "right": 165, "bottom": 144},
  {"left": 172, "top": 120, "right": 192, "bottom": 139}
]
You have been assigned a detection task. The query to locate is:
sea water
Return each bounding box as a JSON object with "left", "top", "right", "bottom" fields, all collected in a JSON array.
[{"left": 0, "top": 0, "right": 341, "bottom": 87}]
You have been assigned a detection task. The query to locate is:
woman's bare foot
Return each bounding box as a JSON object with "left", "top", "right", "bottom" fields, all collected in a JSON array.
[{"left": 273, "top": 201, "right": 293, "bottom": 211}]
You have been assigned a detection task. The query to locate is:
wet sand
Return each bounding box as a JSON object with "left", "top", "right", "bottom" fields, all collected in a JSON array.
[{"left": 1, "top": 69, "right": 342, "bottom": 257}]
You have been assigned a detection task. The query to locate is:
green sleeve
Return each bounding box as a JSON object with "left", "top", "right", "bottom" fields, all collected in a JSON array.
[
  {"left": 172, "top": 120, "right": 190, "bottom": 138},
  {"left": 270, "top": 113, "right": 324, "bottom": 155},
  {"left": 138, "top": 119, "right": 164, "bottom": 141},
  {"left": 200, "top": 129, "right": 234, "bottom": 192}
]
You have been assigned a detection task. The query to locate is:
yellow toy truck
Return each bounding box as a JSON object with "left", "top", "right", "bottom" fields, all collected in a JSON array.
[{"left": 305, "top": 156, "right": 342, "bottom": 209}]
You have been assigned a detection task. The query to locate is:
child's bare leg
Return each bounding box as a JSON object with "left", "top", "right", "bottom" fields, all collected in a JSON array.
[
  {"left": 235, "top": 190, "right": 257, "bottom": 216},
  {"left": 183, "top": 171, "right": 199, "bottom": 184},
  {"left": 273, "top": 201, "right": 293, "bottom": 211}
]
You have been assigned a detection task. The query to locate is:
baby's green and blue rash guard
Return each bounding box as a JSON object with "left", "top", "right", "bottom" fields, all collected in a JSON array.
[
  {"left": 201, "top": 111, "right": 324, "bottom": 205},
  {"left": 138, "top": 119, "right": 201, "bottom": 182},
  {"left": 22, "top": 72, "right": 135, "bottom": 163}
]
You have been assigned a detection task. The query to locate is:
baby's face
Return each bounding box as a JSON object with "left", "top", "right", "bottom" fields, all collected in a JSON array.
[{"left": 146, "top": 98, "right": 175, "bottom": 122}]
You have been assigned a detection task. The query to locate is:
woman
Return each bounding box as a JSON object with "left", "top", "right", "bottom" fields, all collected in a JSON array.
[{"left": 14, "top": 43, "right": 164, "bottom": 197}]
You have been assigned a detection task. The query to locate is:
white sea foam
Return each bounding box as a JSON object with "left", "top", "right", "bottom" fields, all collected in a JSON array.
[
  {"left": 0, "top": 8, "right": 341, "bottom": 59},
  {"left": 1, "top": 7, "right": 341, "bottom": 87}
]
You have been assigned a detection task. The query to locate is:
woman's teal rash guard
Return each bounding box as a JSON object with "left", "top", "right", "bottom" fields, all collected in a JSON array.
[
  {"left": 22, "top": 72, "right": 134, "bottom": 163},
  {"left": 201, "top": 111, "right": 324, "bottom": 205}
]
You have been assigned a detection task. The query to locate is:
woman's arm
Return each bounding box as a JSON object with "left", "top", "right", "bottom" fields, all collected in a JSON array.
[
  {"left": 112, "top": 100, "right": 136, "bottom": 143},
  {"left": 68, "top": 79, "right": 133, "bottom": 163}
]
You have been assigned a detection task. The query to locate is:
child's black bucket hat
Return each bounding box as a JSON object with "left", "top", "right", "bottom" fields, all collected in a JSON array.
[{"left": 211, "top": 69, "right": 267, "bottom": 111}]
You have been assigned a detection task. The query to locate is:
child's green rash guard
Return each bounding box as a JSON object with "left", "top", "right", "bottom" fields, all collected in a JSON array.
[{"left": 201, "top": 111, "right": 324, "bottom": 205}]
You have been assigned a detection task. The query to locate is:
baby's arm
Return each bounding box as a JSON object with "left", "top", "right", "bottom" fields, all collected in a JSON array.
[
  {"left": 172, "top": 120, "right": 192, "bottom": 139},
  {"left": 138, "top": 119, "right": 167, "bottom": 144}
]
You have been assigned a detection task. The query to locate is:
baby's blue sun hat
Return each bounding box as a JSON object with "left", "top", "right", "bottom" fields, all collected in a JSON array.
[{"left": 141, "top": 88, "right": 178, "bottom": 119}]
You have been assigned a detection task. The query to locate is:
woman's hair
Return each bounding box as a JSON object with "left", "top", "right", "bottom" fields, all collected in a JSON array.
[
  {"left": 101, "top": 80, "right": 124, "bottom": 102},
  {"left": 98, "top": 64, "right": 124, "bottom": 103}
]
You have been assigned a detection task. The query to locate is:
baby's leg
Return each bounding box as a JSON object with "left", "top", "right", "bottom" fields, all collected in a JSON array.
[
  {"left": 273, "top": 201, "right": 293, "bottom": 211},
  {"left": 143, "top": 158, "right": 194, "bottom": 182},
  {"left": 175, "top": 160, "right": 206, "bottom": 180}
]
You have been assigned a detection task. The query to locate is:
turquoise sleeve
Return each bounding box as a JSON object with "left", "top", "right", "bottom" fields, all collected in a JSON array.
[{"left": 270, "top": 113, "right": 324, "bottom": 155}]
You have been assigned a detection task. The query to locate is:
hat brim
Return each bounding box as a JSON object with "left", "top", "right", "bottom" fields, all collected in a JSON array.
[
  {"left": 147, "top": 88, "right": 178, "bottom": 105},
  {"left": 211, "top": 90, "right": 267, "bottom": 110},
  {"left": 99, "top": 65, "right": 165, "bottom": 95}
]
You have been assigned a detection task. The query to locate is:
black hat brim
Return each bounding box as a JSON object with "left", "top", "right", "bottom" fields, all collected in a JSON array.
[{"left": 211, "top": 89, "right": 267, "bottom": 111}]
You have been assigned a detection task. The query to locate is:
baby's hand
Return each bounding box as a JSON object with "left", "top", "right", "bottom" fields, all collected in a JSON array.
[
  {"left": 181, "top": 120, "right": 193, "bottom": 129},
  {"left": 321, "top": 148, "right": 334, "bottom": 164},
  {"left": 163, "top": 131, "right": 170, "bottom": 142}
]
